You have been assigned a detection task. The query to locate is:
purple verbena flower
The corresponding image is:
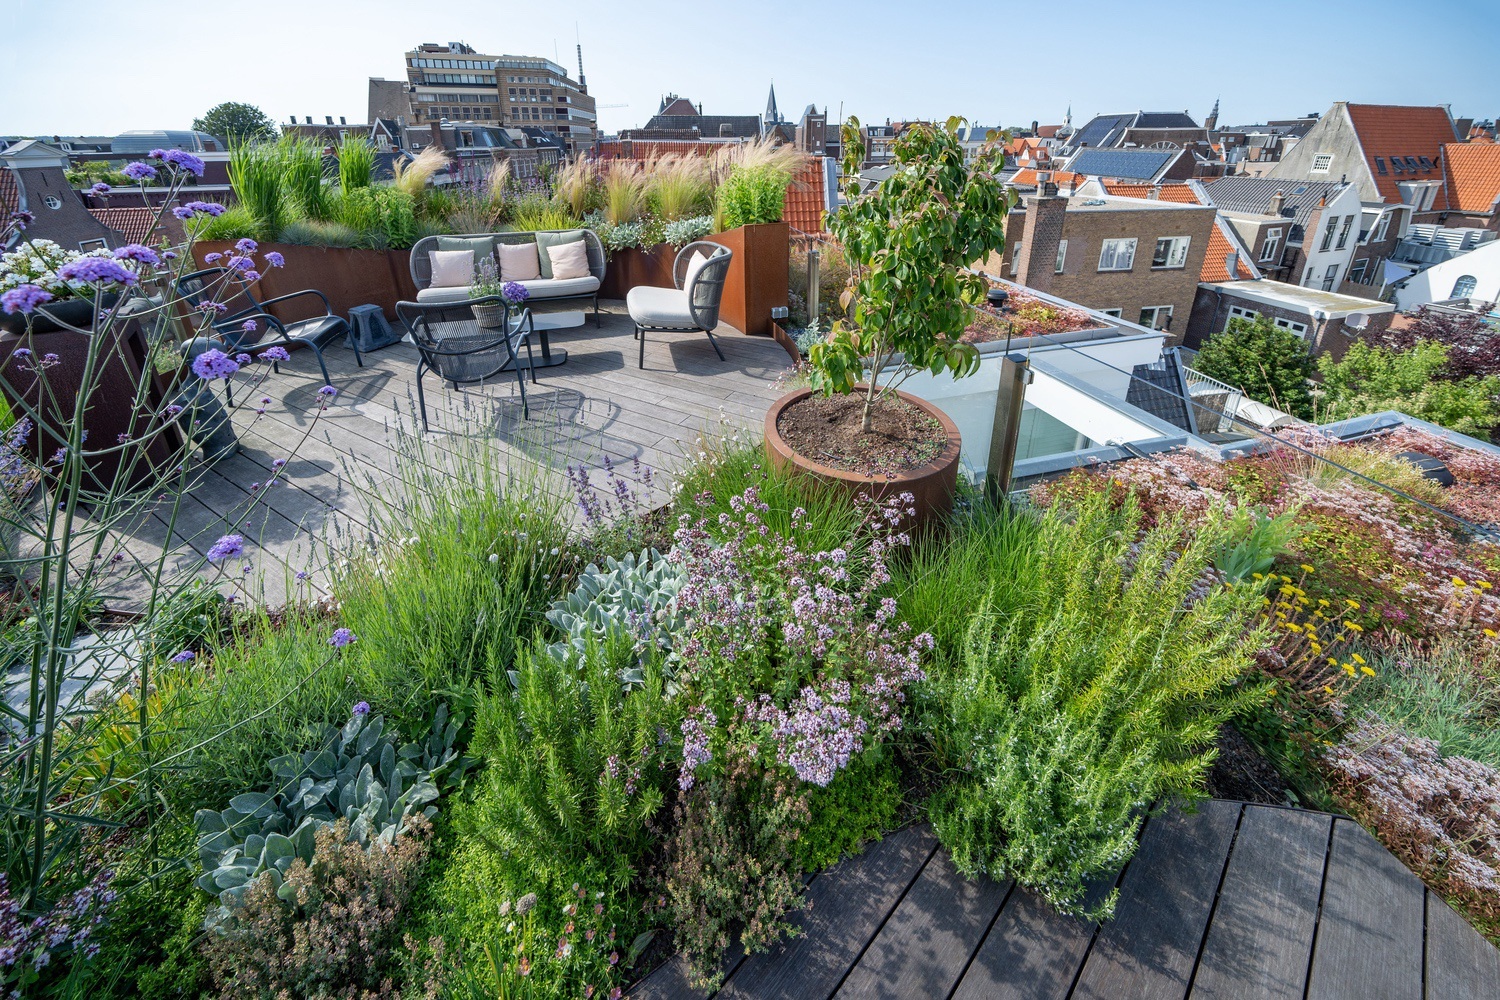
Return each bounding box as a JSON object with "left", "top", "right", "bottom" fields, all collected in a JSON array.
[
  {"left": 89, "top": 182, "right": 111, "bottom": 196},
  {"left": 171, "top": 207, "right": 193, "bottom": 220},
  {"left": 9, "top": 209, "right": 35, "bottom": 229},
  {"left": 317, "top": 385, "right": 337, "bottom": 397},
  {"left": 352, "top": 700, "right": 370, "bottom": 715},
  {"left": 113, "top": 244, "right": 160, "bottom": 266},
  {"left": 261, "top": 346, "right": 289, "bottom": 361},
  {"left": 191, "top": 349, "right": 240, "bottom": 381},
  {"left": 264, "top": 251, "right": 285, "bottom": 268},
  {"left": 58, "top": 257, "right": 138, "bottom": 286},
  {"left": 121, "top": 162, "right": 156, "bottom": 182},
  {"left": 234, "top": 238, "right": 258, "bottom": 255},
  {"left": 204, "top": 252, "right": 223, "bottom": 264},
  {"left": 205, "top": 534, "right": 245, "bottom": 562},
  {"left": 1, "top": 284, "right": 53, "bottom": 315},
  {"left": 234, "top": 353, "right": 252, "bottom": 366},
  {"left": 162, "top": 150, "right": 205, "bottom": 176},
  {"left": 170, "top": 650, "right": 195, "bottom": 663}
]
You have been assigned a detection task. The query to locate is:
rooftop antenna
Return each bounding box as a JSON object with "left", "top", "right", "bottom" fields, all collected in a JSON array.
[{"left": 576, "top": 38, "right": 586, "bottom": 88}]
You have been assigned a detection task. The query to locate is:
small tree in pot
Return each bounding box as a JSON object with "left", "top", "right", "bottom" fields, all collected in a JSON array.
[{"left": 809, "top": 116, "right": 1010, "bottom": 431}]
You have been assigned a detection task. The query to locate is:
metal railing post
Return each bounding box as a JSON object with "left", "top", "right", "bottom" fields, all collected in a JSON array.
[
  {"left": 807, "top": 246, "right": 821, "bottom": 325},
  {"left": 986, "top": 352, "right": 1033, "bottom": 504}
]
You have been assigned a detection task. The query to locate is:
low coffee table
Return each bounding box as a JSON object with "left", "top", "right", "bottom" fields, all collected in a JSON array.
[{"left": 507, "top": 309, "right": 585, "bottom": 371}]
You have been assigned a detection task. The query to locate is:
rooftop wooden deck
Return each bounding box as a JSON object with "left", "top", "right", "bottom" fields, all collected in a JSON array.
[
  {"left": 633, "top": 800, "right": 1499, "bottom": 1000},
  {"left": 111, "top": 303, "right": 792, "bottom": 605}
]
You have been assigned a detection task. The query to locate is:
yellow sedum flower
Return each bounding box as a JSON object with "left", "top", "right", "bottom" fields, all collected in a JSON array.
[{"left": 1453, "top": 577, "right": 1468, "bottom": 589}]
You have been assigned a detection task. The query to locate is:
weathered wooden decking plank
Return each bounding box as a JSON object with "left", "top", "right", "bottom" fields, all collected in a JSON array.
[
  {"left": 949, "top": 875, "right": 1118, "bottom": 1000},
  {"left": 1188, "top": 805, "right": 1332, "bottom": 1000},
  {"left": 1425, "top": 891, "right": 1500, "bottom": 999},
  {"left": 719, "top": 825, "right": 937, "bottom": 1000},
  {"left": 831, "top": 847, "right": 1011, "bottom": 1000},
  {"left": 1305, "top": 818, "right": 1425, "bottom": 1000},
  {"left": 1070, "top": 800, "right": 1242, "bottom": 1000}
]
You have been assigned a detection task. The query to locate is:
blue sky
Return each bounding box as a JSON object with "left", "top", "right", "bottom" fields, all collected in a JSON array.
[{"left": 2, "top": 0, "right": 1496, "bottom": 137}]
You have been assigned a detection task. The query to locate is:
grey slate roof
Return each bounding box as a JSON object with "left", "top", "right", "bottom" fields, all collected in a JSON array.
[
  {"left": 1204, "top": 176, "right": 1349, "bottom": 242},
  {"left": 640, "top": 114, "right": 763, "bottom": 138},
  {"left": 1069, "top": 147, "right": 1178, "bottom": 181}
]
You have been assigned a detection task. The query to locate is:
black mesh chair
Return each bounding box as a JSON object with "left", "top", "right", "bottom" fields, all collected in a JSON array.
[
  {"left": 175, "top": 268, "right": 357, "bottom": 395},
  {"left": 625, "top": 241, "right": 733, "bottom": 369},
  {"left": 395, "top": 297, "right": 538, "bottom": 430}
]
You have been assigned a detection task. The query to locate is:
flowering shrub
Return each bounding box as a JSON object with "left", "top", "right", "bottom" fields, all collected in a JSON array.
[
  {"left": 471, "top": 884, "right": 631, "bottom": 1000},
  {"left": 202, "top": 816, "right": 439, "bottom": 1000},
  {"left": 0, "top": 238, "right": 115, "bottom": 302},
  {"left": 1324, "top": 718, "right": 1500, "bottom": 937},
  {"left": 668, "top": 487, "right": 930, "bottom": 791}
]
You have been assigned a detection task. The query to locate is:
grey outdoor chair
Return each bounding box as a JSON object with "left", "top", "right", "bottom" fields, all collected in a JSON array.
[
  {"left": 395, "top": 297, "right": 538, "bottom": 429},
  {"left": 626, "top": 241, "right": 733, "bottom": 370},
  {"left": 175, "top": 267, "right": 356, "bottom": 405}
]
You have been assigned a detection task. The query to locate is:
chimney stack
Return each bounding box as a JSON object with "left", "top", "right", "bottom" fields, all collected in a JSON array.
[
  {"left": 326, "top": 116, "right": 334, "bottom": 125},
  {"left": 1269, "top": 190, "right": 1285, "bottom": 216},
  {"left": 1016, "top": 187, "right": 1067, "bottom": 293},
  {"left": 340, "top": 116, "right": 347, "bottom": 125},
  {"left": 305, "top": 116, "right": 312, "bottom": 124}
]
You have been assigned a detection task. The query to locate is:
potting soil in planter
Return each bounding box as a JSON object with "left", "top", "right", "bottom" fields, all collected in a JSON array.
[{"left": 776, "top": 394, "right": 945, "bottom": 478}]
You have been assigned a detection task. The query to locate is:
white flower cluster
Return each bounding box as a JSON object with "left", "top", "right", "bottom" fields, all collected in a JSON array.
[{"left": 0, "top": 239, "right": 113, "bottom": 298}]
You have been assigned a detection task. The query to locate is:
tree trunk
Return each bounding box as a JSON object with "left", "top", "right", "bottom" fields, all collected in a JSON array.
[{"left": 862, "top": 379, "right": 877, "bottom": 432}]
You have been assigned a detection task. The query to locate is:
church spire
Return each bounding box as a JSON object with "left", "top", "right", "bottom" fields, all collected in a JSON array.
[{"left": 765, "top": 82, "right": 780, "bottom": 124}]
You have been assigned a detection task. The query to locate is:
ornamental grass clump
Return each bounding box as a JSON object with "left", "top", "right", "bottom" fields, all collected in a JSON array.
[{"left": 928, "top": 490, "right": 1267, "bottom": 919}]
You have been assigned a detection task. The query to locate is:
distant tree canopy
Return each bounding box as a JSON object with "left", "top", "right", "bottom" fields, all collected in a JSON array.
[
  {"left": 1194, "top": 314, "right": 1316, "bottom": 419},
  {"left": 192, "top": 102, "right": 276, "bottom": 144}
]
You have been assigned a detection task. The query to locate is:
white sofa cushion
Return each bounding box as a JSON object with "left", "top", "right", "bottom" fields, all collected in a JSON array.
[
  {"left": 682, "top": 250, "right": 710, "bottom": 292},
  {"left": 627, "top": 286, "right": 697, "bottom": 328},
  {"left": 513, "top": 275, "right": 600, "bottom": 299},
  {"left": 546, "top": 239, "right": 591, "bottom": 280},
  {"left": 416, "top": 276, "right": 600, "bottom": 306},
  {"left": 428, "top": 249, "right": 474, "bottom": 288},
  {"left": 497, "top": 241, "right": 541, "bottom": 281},
  {"left": 414, "top": 285, "right": 476, "bottom": 304}
]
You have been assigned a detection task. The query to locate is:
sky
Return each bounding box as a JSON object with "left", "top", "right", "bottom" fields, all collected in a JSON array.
[{"left": 2, "top": 0, "right": 1497, "bottom": 139}]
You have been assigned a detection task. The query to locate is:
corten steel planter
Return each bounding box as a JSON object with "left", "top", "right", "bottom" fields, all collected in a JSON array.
[
  {"left": 598, "top": 244, "right": 676, "bottom": 300},
  {"left": 764, "top": 386, "right": 962, "bottom": 532},
  {"left": 192, "top": 243, "right": 419, "bottom": 325},
  {"left": 0, "top": 318, "right": 186, "bottom": 494},
  {"left": 711, "top": 221, "right": 790, "bottom": 337}
]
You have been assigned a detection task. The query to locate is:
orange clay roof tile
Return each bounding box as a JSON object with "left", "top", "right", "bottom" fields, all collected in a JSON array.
[
  {"left": 1440, "top": 143, "right": 1500, "bottom": 214},
  {"left": 1344, "top": 104, "right": 1456, "bottom": 205}
]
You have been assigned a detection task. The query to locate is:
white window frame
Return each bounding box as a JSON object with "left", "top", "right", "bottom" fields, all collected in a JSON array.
[
  {"left": 1274, "top": 317, "right": 1309, "bottom": 337},
  {"left": 1260, "top": 228, "right": 1283, "bottom": 263},
  {"left": 1451, "top": 275, "right": 1478, "bottom": 299},
  {"left": 1372, "top": 213, "right": 1392, "bottom": 243},
  {"left": 1097, "top": 238, "right": 1137, "bottom": 272},
  {"left": 1349, "top": 258, "right": 1369, "bottom": 284},
  {"left": 1151, "top": 236, "right": 1191, "bottom": 269},
  {"left": 1311, "top": 153, "right": 1333, "bottom": 173},
  {"left": 1319, "top": 215, "right": 1339, "bottom": 252},
  {"left": 1099, "top": 308, "right": 1123, "bottom": 318},
  {"left": 1228, "top": 305, "right": 1258, "bottom": 322},
  {"left": 1054, "top": 239, "right": 1067, "bottom": 274},
  {"left": 1321, "top": 264, "right": 1340, "bottom": 291},
  {"left": 1138, "top": 305, "right": 1174, "bottom": 330},
  {"left": 1010, "top": 243, "right": 1022, "bottom": 276}
]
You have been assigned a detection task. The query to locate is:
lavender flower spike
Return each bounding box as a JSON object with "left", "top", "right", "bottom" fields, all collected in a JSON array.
[{"left": 329, "top": 628, "right": 357, "bottom": 648}]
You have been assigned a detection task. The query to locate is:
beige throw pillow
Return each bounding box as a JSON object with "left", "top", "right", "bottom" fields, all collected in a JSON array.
[
  {"left": 682, "top": 250, "right": 711, "bottom": 291},
  {"left": 429, "top": 249, "right": 475, "bottom": 288},
  {"left": 497, "top": 241, "right": 541, "bottom": 281},
  {"left": 547, "top": 240, "right": 591, "bottom": 280}
]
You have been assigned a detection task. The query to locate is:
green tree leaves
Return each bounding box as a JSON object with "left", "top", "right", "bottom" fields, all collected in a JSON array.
[
  {"left": 1194, "top": 315, "right": 1317, "bottom": 419},
  {"left": 192, "top": 102, "right": 276, "bottom": 144},
  {"left": 810, "top": 116, "right": 1009, "bottom": 428}
]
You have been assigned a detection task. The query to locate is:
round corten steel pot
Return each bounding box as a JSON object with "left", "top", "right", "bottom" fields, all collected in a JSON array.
[{"left": 763, "top": 386, "right": 962, "bottom": 532}]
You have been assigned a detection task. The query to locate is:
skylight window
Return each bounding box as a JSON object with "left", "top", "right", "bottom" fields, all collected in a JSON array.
[
  {"left": 1404, "top": 156, "right": 1420, "bottom": 171},
  {"left": 1418, "top": 156, "right": 1434, "bottom": 170},
  {"left": 1374, "top": 157, "right": 1387, "bottom": 175},
  {"left": 1390, "top": 158, "right": 1404, "bottom": 174}
]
